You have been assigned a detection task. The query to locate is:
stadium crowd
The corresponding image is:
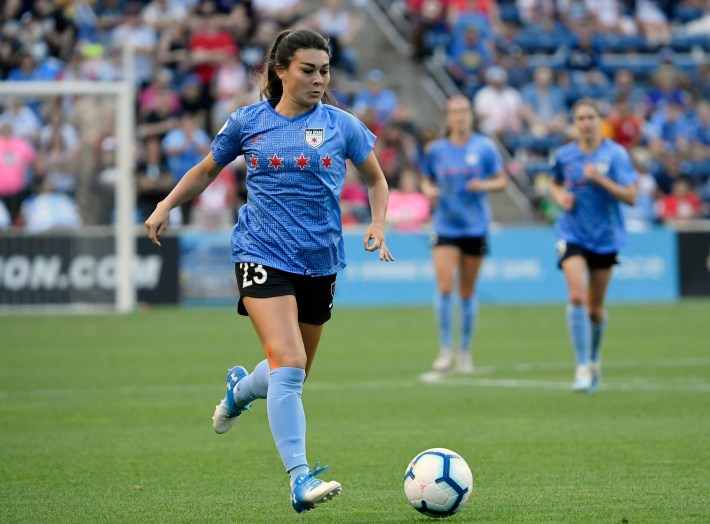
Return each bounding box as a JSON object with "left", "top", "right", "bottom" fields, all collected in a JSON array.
[{"left": 0, "top": 0, "right": 709, "bottom": 234}]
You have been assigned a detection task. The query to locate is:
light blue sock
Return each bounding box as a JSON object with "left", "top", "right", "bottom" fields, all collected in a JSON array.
[
  {"left": 590, "top": 313, "right": 608, "bottom": 363},
  {"left": 567, "top": 305, "right": 591, "bottom": 367},
  {"left": 435, "top": 293, "right": 453, "bottom": 349},
  {"left": 235, "top": 359, "right": 270, "bottom": 409},
  {"left": 267, "top": 367, "right": 308, "bottom": 473},
  {"left": 289, "top": 465, "right": 310, "bottom": 484},
  {"left": 460, "top": 297, "right": 478, "bottom": 351}
]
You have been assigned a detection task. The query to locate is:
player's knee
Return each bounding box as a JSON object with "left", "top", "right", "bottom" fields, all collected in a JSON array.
[
  {"left": 589, "top": 307, "right": 605, "bottom": 324},
  {"left": 568, "top": 291, "right": 586, "bottom": 307}
]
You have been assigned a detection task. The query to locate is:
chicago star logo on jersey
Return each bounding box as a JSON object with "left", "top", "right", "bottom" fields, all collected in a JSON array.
[
  {"left": 595, "top": 161, "right": 610, "bottom": 175},
  {"left": 305, "top": 128, "right": 324, "bottom": 149}
]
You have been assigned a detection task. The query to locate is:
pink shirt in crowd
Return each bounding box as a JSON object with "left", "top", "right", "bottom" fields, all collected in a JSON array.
[{"left": 0, "top": 137, "right": 36, "bottom": 196}]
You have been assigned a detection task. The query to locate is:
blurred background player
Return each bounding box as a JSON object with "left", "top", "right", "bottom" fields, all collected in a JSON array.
[
  {"left": 550, "top": 98, "right": 638, "bottom": 394},
  {"left": 144, "top": 28, "right": 394, "bottom": 513},
  {"left": 420, "top": 95, "right": 506, "bottom": 374}
]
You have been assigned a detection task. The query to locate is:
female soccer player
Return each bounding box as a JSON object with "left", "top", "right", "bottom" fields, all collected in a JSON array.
[
  {"left": 420, "top": 95, "right": 506, "bottom": 374},
  {"left": 145, "top": 28, "right": 394, "bottom": 512},
  {"left": 550, "top": 98, "right": 637, "bottom": 393}
]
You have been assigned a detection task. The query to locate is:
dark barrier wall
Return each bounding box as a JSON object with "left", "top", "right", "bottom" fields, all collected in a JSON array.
[
  {"left": 678, "top": 231, "right": 710, "bottom": 297},
  {"left": 0, "top": 234, "right": 179, "bottom": 305}
]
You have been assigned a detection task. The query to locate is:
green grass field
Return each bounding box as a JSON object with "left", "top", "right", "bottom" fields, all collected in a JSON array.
[{"left": 1, "top": 302, "right": 709, "bottom": 523}]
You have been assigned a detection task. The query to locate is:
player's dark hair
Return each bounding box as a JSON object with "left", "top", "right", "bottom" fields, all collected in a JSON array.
[
  {"left": 261, "top": 28, "right": 336, "bottom": 106},
  {"left": 571, "top": 98, "right": 602, "bottom": 117}
]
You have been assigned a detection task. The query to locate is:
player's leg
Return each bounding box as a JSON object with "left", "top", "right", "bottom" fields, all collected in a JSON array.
[
  {"left": 588, "top": 267, "right": 613, "bottom": 393},
  {"left": 432, "top": 244, "right": 460, "bottom": 371},
  {"left": 561, "top": 252, "right": 592, "bottom": 391},
  {"left": 457, "top": 250, "right": 484, "bottom": 373}
]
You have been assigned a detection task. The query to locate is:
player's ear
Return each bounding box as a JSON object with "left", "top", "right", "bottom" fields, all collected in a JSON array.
[{"left": 274, "top": 63, "right": 286, "bottom": 81}]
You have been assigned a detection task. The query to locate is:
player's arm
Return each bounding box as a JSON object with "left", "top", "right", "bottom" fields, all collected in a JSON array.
[
  {"left": 145, "top": 152, "right": 222, "bottom": 246},
  {"left": 466, "top": 169, "right": 507, "bottom": 192},
  {"left": 550, "top": 179, "right": 575, "bottom": 211},
  {"left": 355, "top": 151, "right": 394, "bottom": 261},
  {"left": 582, "top": 163, "right": 637, "bottom": 206}
]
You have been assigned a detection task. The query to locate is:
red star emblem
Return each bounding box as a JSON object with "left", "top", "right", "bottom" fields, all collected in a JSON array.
[
  {"left": 320, "top": 154, "right": 332, "bottom": 169},
  {"left": 268, "top": 154, "right": 283, "bottom": 170},
  {"left": 250, "top": 155, "right": 259, "bottom": 168},
  {"left": 294, "top": 153, "right": 310, "bottom": 170}
]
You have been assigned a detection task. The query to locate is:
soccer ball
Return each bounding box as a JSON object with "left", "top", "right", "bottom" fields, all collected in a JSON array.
[{"left": 403, "top": 448, "right": 473, "bottom": 518}]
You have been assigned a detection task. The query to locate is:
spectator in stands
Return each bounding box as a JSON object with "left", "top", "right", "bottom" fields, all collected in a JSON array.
[
  {"left": 473, "top": 65, "right": 524, "bottom": 143},
  {"left": 688, "top": 99, "right": 710, "bottom": 160},
  {"left": 652, "top": 149, "right": 689, "bottom": 194},
  {"left": 655, "top": 176, "right": 704, "bottom": 222},
  {"left": 211, "top": 52, "right": 253, "bottom": 135},
  {"left": 19, "top": 178, "right": 83, "bottom": 234},
  {"left": 138, "top": 68, "right": 181, "bottom": 119},
  {"left": 156, "top": 21, "right": 191, "bottom": 82},
  {"left": 110, "top": 2, "right": 158, "bottom": 87},
  {"left": 94, "top": 0, "right": 126, "bottom": 48},
  {"left": 646, "top": 100, "right": 693, "bottom": 157},
  {"left": 141, "top": 0, "right": 188, "bottom": 32},
  {"left": 386, "top": 167, "right": 430, "bottom": 231},
  {"left": 0, "top": 97, "right": 42, "bottom": 143},
  {"left": 622, "top": 147, "right": 659, "bottom": 231},
  {"left": 445, "top": 22, "right": 493, "bottom": 98},
  {"left": 520, "top": 66, "right": 567, "bottom": 139},
  {"left": 352, "top": 69, "right": 399, "bottom": 126},
  {"left": 517, "top": 0, "right": 557, "bottom": 26},
  {"left": 609, "top": 69, "right": 648, "bottom": 115},
  {"left": 191, "top": 163, "right": 238, "bottom": 230},
  {"left": 136, "top": 138, "right": 174, "bottom": 222},
  {"left": 0, "top": 120, "right": 36, "bottom": 225},
  {"left": 646, "top": 64, "right": 691, "bottom": 115},
  {"left": 35, "top": 127, "right": 79, "bottom": 196},
  {"left": 603, "top": 95, "right": 644, "bottom": 150},
  {"left": 561, "top": 25, "right": 605, "bottom": 87},
  {"left": 252, "top": 0, "right": 304, "bottom": 27},
  {"left": 138, "top": 88, "right": 181, "bottom": 142},
  {"left": 188, "top": 7, "right": 239, "bottom": 89},
  {"left": 178, "top": 73, "right": 212, "bottom": 130},
  {"left": 162, "top": 112, "right": 211, "bottom": 224},
  {"left": 634, "top": 0, "right": 671, "bottom": 46},
  {"left": 303, "top": 0, "right": 364, "bottom": 76},
  {"left": 340, "top": 162, "right": 371, "bottom": 225},
  {"left": 404, "top": 0, "right": 449, "bottom": 61}
]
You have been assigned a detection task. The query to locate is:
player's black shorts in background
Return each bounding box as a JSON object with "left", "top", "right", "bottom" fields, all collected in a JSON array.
[
  {"left": 235, "top": 263, "right": 336, "bottom": 325},
  {"left": 432, "top": 235, "right": 489, "bottom": 256},
  {"left": 556, "top": 241, "right": 618, "bottom": 270}
]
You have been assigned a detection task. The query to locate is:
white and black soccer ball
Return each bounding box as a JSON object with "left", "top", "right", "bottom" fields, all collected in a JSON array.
[{"left": 403, "top": 448, "right": 473, "bottom": 518}]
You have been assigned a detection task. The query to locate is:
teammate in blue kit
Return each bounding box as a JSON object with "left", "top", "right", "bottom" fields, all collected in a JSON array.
[
  {"left": 550, "top": 99, "right": 638, "bottom": 394},
  {"left": 145, "top": 28, "right": 394, "bottom": 512},
  {"left": 420, "top": 95, "right": 506, "bottom": 374}
]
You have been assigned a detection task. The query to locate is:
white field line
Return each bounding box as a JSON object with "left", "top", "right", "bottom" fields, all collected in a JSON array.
[{"left": 1, "top": 358, "right": 709, "bottom": 399}]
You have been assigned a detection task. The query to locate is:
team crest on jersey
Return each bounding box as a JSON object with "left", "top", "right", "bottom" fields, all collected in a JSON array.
[
  {"left": 595, "top": 161, "right": 610, "bottom": 175},
  {"left": 466, "top": 153, "right": 479, "bottom": 165},
  {"left": 305, "top": 128, "right": 324, "bottom": 149}
]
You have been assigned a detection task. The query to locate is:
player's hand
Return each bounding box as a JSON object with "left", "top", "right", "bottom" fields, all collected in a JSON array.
[
  {"left": 364, "top": 223, "right": 395, "bottom": 262},
  {"left": 145, "top": 203, "right": 170, "bottom": 247},
  {"left": 583, "top": 162, "right": 602, "bottom": 183},
  {"left": 421, "top": 184, "right": 440, "bottom": 203},
  {"left": 466, "top": 179, "right": 485, "bottom": 193},
  {"left": 558, "top": 191, "right": 575, "bottom": 211}
]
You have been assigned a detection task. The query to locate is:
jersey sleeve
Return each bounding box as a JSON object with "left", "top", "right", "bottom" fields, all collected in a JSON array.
[
  {"left": 484, "top": 138, "right": 504, "bottom": 178},
  {"left": 551, "top": 149, "right": 565, "bottom": 184},
  {"left": 343, "top": 112, "right": 376, "bottom": 164},
  {"left": 421, "top": 142, "right": 437, "bottom": 180},
  {"left": 211, "top": 110, "right": 244, "bottom": 167},
  {"left": 610, "top": 143, "right": 638, "bottom": 186}
]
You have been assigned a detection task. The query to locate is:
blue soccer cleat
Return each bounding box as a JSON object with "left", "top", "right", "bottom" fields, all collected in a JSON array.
[
  {"left": 212, "top": 365, "right": 251, "bottom": 434},
  {"left": 290, "top": 463, "right": 342, "bottom": 513}
]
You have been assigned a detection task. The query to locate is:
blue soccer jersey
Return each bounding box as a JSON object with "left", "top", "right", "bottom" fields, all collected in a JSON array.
[
  {"left": 211, "top": 100, "right": 375, "bottom": 276},
  {"left": 551, "top": 139, "right": 638, "bottom": 253},
  {"left": 422, "top": 134, "right": 503, "bottom": 237}
]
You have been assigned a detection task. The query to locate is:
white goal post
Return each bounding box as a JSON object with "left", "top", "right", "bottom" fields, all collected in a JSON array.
[{"left": 0, "top": 52, "right": 137, "bottom": 313}]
